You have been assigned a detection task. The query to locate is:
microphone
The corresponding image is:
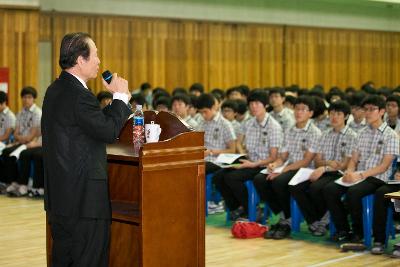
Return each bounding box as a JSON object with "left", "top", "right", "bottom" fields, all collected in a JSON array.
[{"left": 102, "top": 70, "right": 113, "bottom": 84}]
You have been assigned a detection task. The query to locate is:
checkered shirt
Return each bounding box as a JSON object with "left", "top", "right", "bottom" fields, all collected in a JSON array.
[
  {"left": 183, "top": 116, "right": 200, "bottom": 131},
  {"left": 313, "top": 125, "right": 357, "bottom": 162},
  {"left": 230, "top": 119, "right": 242, "bottom": 138},
  {"left": 347, "top": 118, "right": 367, "bottom": 135},
  {"left": 198, "top": 112, "right": 236, "bottom": 163},
  {"left": 270, "top": 108, "right": 295, "bottom": 133},
  {"left": 313, "top": 116, "right": 331, "bottom": 133},
  {"left": 241, "top": 113, "right": 283, "bottom": 162},
  {"left": 355, "top": 122, "right": 399, "bottom": 181},
  {"left": 0, "top": 107, "right": 16, "bottom": 136},
  {"left": 16, "top": 104, "right": 42, "bottom": 137},
  {"left": 281, "top": 120, "right": 322, "bottom": 165}
]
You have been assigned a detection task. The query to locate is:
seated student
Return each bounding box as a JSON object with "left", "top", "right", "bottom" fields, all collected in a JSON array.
[
  {"left": 188, "top": 94, "right": 203, "bottom": 124},
  {"left": 17, "top": 137, "right": 43, "bottom": 198},
  {"left": 211, "top": 88, "right": 226, "bottom": 103},
  {"left": 268, "top": 88, "right": 295, "bottom": 133},
  {"left": 347, "top": 91, "right": 367, "bottom": 134},
  {"left": 371, "top": 169, "right": 400, "bottom": 255},
  {"left": 312, "top": 96, "right": 331, "bottom": 132},
  {"left": 130, "top": 93, "right": 149, "bottom": 112},
  {"left": 153, "top": 96, "right": 171, "bottom": 112},
  {"left": 0, "top": 91, "right": 16, "bottom": 144},
  {"left": 385, "top": 95, "right": 400, "bottom": 134},
  {"left": 235, "top": 99, "right": 251, "bottom": 126},
  {"left": 197, "top": 93, "right": 236, "bottom": 175},
  {"left": 214, "top": 90, "right": 283, "bottom": 220},
  {"left": 171, "top": 93, "right": 199, "bottom": 130},
  {"left": 0, "top": 92, "right": 16, "bottom": 193},
  {"left": 221, "top": 100, "right": 241, "bottom": 138},
  {"left": 324, "top": 95, "right": 399, "bottom": 243},
  {"left": 96, "top": 90, "right": 113, "bottom": 109},
  {"left": 253, "top": 96, "right": 321, "bottom": 239},
  {"left": 189, "top": 83, "right": 204, "bottom": 97},
  {"left": 227, "top": 87, "right": 246, "bottom": 101},
  {"left": 172, "top": 87, "right": 188, "bottom": 96},
  {"left": 284, "top": 95, "right": 296, "bottom": 111},
  {"left": 2, "top": 87, "right": 42, "bottom": 196},
  {"left": 289, "top": 100, "right": 356, "bottom": 236}
]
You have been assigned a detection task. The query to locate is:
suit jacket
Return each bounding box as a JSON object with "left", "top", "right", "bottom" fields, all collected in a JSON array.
[{"left": 42, "top": 71, "right": 132, "bottom": 219}]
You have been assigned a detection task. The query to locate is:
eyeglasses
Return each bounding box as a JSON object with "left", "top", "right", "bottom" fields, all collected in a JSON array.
[{"left": 362, "top": 107, "right": 379, "bottom": 112}]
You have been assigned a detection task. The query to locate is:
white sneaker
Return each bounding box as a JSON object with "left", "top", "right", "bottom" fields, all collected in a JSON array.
[{"left": 6, "top": 182, "right": 19, "bottom": 193}]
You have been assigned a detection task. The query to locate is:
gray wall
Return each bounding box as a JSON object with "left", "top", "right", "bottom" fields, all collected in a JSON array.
[{"left": 38, "top": 0, "right": 400, "bottom": 32}]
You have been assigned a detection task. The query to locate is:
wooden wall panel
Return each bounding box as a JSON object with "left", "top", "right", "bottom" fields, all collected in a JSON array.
[
  {"left": 0, "top": 9, "right": 38, "bottom": 112},
  {"left": 285, "top": 26, "right": 400, "bottom": 90}
]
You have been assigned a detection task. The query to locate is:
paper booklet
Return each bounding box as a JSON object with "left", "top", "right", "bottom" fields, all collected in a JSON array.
[
  {"left": 288, "top": 168, "right": 314, "bottom": 186},
  {"left": 260, "top": 161, "right": 289, "bottom": 175},
  {"left": 215, "top": 153, "right": 246, "bottom": 165},
  {"left": 387, "top": 180, "right": 400, "bottom": 185},
  {"left": 9, "top": 144, "right": 27, "bottom": 160},
  {"left": 334, "top": 176, "right": 364, "bottom": 187}
]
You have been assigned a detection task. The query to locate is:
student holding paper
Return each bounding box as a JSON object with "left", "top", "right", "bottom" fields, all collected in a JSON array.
[
  {"left": 213, "top": 90, "right": 283, "bottom": 221},
  {"left": 289, "top": 100, "right": 357, "bottom": 236},
  {"left": 197, "top": 93, "right": 236, "bottom": 175},
  {"left": 254, "top": 96, "right": 321, "bottom": 239},
  {"left": 324, "top": 95, "right": 399, "bottom": 244}
]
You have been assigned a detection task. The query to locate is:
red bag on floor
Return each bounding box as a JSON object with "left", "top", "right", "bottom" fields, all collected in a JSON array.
[{"left": 231, "top": 221, "right": 268, "bottom": 239}]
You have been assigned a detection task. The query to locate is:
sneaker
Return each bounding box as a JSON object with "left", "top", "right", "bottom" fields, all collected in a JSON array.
[
  {"left": 391, "top": 249, "right": 400, "bottom": 258},
  {"left": 273, "top": 223, "right": 291, "bottom": 240},
  {"left": 308, "top": 221, "right": 319, "bottom": 233},
  {"left": 312, "top": 223, "right": 327, "bottom": 237},
  {"left": 371, "top": 242, "right": 385, "bottom": 255},
  {"left": 6, "top": 182, "right": 18, "bottom": 193},
  {"left": 0, "top": 183, "right": 8, "bottom": 194},
  {"left": 350, "top": 234, "right": 363, "bottom": 244},
  {"left": 230, "top": 207, "right": 245, "bottom": 221},
  {"left": 7, "top": 185, "right": 28, "bottom": 197}
]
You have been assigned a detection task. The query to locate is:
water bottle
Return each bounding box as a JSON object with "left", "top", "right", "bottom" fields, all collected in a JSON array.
[{"left": 133, "top": 105, "right": 145, "bottom": 149}]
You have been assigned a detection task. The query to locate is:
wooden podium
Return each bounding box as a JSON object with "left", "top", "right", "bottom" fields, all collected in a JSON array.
[{"left": 46, "top": 111, "right": 205, "bottom": 267}]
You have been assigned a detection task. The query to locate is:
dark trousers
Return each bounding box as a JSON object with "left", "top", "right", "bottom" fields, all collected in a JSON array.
[
  {"left": 49, "top": 214, "right": 110, "bottom": 267},
  {"left": 253, "top": 170, "right": 298, "bottom": 219},
  {"left": 0, "top": 144, "right": 21, "bottom": 184},
  {"left": 323, "top": 176, "right": 385, "bottom": 236},
  {"left": 213, "top": 167, "right": 263, "bottom": 212},
  {"left": 289, "top": 172, "right": 340, "bottom": 225},
  {"left": 18, "top": 147, "right": 44, "bottom": 188},
  {"left": 373, "top": 184, "right": 400, "bottom": 243},
  {"left": 206, "top": 161, "right": 221, "bottom": 175}
]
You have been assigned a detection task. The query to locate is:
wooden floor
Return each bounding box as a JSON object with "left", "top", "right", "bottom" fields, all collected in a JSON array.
[{"left": 1, "top": 195, "right": 399, "bottom": 267}]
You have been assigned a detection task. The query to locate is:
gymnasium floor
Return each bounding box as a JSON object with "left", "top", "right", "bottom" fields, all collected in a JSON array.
[{"left": 1, "top": 195, "right": 399, "bottom": 267}]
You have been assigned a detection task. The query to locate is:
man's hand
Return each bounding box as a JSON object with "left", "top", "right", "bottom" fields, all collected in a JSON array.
[
  {"left": 342, "top": 171, "right": 361, "bottom": 183},
  {"left": 102, "top": 73, "right": 130, "bottom": 100}
]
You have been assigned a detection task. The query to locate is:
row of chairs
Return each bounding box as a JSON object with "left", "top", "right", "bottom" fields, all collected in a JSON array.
[{"left": 206, "top": 173, "right": 396, "bottom": 248}]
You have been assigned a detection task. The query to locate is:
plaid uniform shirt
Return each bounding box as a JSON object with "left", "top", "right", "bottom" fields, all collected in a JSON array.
[
  {"left": 270, "top": 108, "right": 295, "bottom": 133},
  {"left": 16, "top": 104, "right": 42, "bottom": 137},
  {"left": 198, "top": 112, "right": 236, "bottom": 163},
  {"left": 241, "top": 113, "right": 283, "bottom": 162},
  {"left": 0, "top": 107, "right": 16, "bottom": 136},
  {"left": 313, "top": 116, "right": 331, "bottom": 133},
  {"left": 312, "top": 125, "right": 357, "bottom": 162},
  {"left": 355, "top": 122, "right": 399, "bottom": 181},
  {"left": 281, "top": 120, "right": 322, "bottom": 165},
  {"left": 183, "top": 116, "right": 200, "bottom": 131},
  {"left": 347, "top": 117, "right": 367, "bottom": 135},
  {"left": 230, "top": 119, "right": 242, "bottom": 138}
]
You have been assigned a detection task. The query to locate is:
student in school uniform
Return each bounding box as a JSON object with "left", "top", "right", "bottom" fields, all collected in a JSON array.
[
  {"left": 213, "top": 90, "right": 283, "bottom": 220},
  {"left": 221, "top": 100, "right": 242, "bottom": 139},
  {"left": 171, "top": 93, "right": 199, "bottom": 130},
  {"left": 253, "top": 96, "right": 322, "bottom": 239},
  {"left": 385, "top": 95, "right": 400, "bottom": 135},
  {"left": 2, "top": 87, "right": 42, "bottom": 197},
  {"left": 289, "top": 100, "right": 357, "bottom": 236},
  {"left": 347, "top": 91, "right": 367, "bottom": 135},
  {"left": 268, "top": 88, "right": 295, "bottom": 133},
  {"left": 0, "top": 91, "right": 16, "bottom": 144},
  {"left": 324, "top": 95, "right": 399, "bottom": 243},
  {"left": 196, "top": 93, "right": 236, "bottom": 175}
]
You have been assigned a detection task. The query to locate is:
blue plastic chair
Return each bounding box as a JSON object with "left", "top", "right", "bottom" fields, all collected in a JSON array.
[{"left": 290, "top": 197, "right": 304, "bottom": 232}]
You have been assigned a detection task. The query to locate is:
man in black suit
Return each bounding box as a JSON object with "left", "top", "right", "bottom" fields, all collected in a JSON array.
[{"left": 42, "top": 32, "right": 132, "bottom": 267}]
